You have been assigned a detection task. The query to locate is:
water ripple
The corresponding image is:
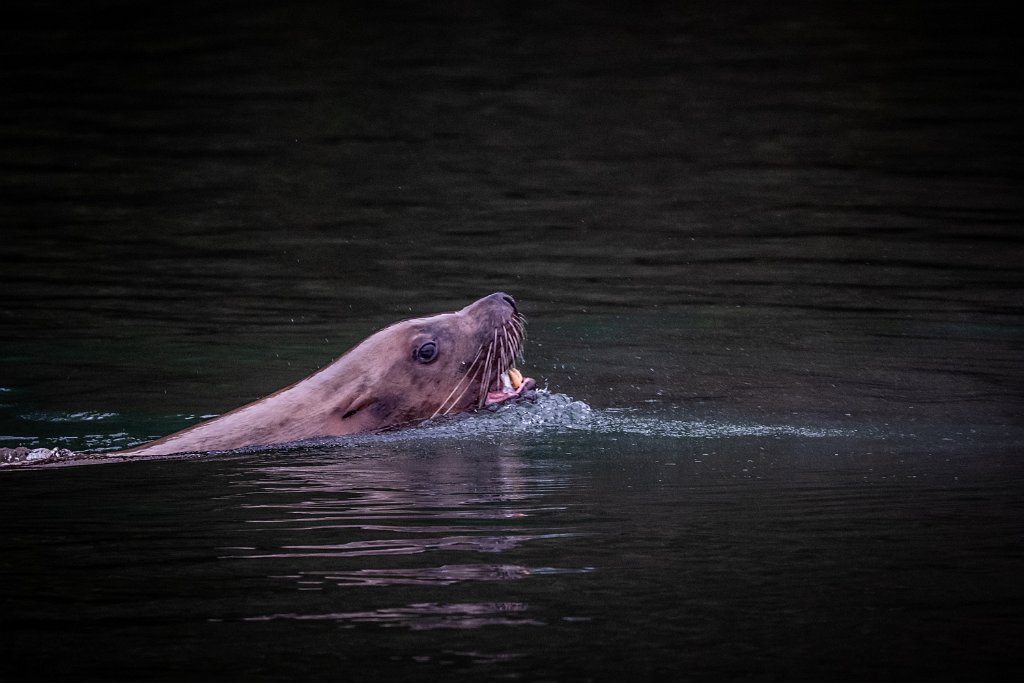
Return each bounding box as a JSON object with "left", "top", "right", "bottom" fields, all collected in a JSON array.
[
  {"left": 313, "top": 563, "right": 592, "bottom": 587},
  {"left": 17, "top": 410, "right": 119, "bottom": 423},
  {"left": 275, "top": 390, "right": 854, "bottom": 450},
  {"left": 239, "top": 602, "right": 544, "bottom": 630},
  {"left": 228, "top": 532, "right": 575, "bottom": 559}
]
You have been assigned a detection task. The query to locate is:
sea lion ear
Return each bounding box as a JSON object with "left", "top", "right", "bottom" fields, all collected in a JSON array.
[
  {"left": 412, "top": 340, "right": 439, "bottom": 364},
  {"left": 336, "top": 394, "right": 378, "bottom": 421}
]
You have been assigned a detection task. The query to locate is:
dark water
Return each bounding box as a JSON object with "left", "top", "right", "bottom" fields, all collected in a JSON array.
[{"left": 2, "top": 0, "right": 1022, "bottom": 679}]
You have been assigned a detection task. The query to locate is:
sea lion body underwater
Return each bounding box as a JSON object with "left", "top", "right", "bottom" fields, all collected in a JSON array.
[{"left": 111, "top": 292, "right": 536, "bottom": 457}]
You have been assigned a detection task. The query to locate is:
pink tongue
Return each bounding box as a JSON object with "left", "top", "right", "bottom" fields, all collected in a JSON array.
[
  {"left": 485, "top": 376, "right": 534, "bottom": 406},
  {"left": 486, "top": 390, "right": 515, "bottom": 405}
]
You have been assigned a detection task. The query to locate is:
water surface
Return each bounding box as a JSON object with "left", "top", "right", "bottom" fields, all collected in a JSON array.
[{"left": 2, "top": 0, "right": 1022, "bottom": 680}]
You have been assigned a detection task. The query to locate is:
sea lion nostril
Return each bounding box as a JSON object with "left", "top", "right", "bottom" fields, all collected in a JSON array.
[{"left": 499, "top": 293, "right": 516, "bottom": 309}]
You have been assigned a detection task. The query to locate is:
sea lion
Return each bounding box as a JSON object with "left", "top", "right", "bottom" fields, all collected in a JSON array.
[{"left": 106, "top": 292, "right": 536, "bottom": 457}]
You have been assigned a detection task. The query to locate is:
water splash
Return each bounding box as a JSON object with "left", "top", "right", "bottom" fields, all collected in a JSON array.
[
  {"left": 17, "top": 411, "right": 119, "bottom": 423},
  {"left": 1, "top": 446, "right": 77, "bottom": 465},
  {"left": 237, "top": 601, "right": 544, "bottom": 630},
  {"left": 294, "top": 390, "right": 853, "bottom": 449},
  {"left": 1, "top": 390, "right": 853, "bottom": 466}
]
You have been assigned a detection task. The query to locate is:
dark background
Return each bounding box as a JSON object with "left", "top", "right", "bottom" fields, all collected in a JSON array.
[{"left": 3, "top": 0, "right": 1021, "bottom": 440}]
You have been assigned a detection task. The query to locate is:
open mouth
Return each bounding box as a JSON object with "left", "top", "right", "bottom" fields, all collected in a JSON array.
[
  {"left": 430, "top": 309, "right": 537, "bottom": 419},
  {"left": 478, "top": 308, "right": 536, "bottom": 408},
  {"left": 485, "top": 367, "right": 538, "bottom": 407}
]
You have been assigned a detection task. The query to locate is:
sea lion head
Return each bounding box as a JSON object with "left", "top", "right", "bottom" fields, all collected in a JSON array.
[{"left": 327, "top": 292, "right": 536, "bottom": 433}]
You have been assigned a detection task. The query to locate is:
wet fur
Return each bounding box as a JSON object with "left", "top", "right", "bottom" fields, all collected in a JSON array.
[{"left": 114, "top": 293, "right": 525, "bottom": 456}]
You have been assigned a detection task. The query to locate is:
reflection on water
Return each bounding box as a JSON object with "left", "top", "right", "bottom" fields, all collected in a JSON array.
[
  {"left": 210, "top": 443, "right": 589, "bottom": 628},
  {"left": 2, "top": 422, "right": 1022, "bottom": 679},
  {"left": 296, "top": 564, "right": 588, "bottom": 588},
  {"left": 241, "top": 602, "right": 544, "bottom": 630}
]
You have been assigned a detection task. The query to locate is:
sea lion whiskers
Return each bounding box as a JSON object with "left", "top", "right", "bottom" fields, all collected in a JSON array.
[
  {"left": 434, "top": 301, "right": 528, "bottom": 418},
  {"left": 431, "top": 345, "right": 485, "bottom": 419},
  {"left": 508, "top": 313, "right": 526, "bottom": 363},
  {"left": 438, "top": 364, "right": 478, "bottom": 418},
  {"left": 477, "top": 328, "right": 498, "bottom": 409},
  {"left": 512, "top": 317, "right": 528, "bottom": 360},
  {"left": 508, "top": 317, "right": 524, "bottom": 362},
  {"left": 439, "top": 326, "right": 498, "bottom": 416},
  {"left": 499, "top": 328, "right": 509, "bottom": 377},
  {"left": 441, "top": 380, "right": 474, "bottom": 417}
]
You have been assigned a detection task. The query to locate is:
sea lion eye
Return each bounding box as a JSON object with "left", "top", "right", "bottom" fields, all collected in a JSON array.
[{"left": 414, "top": 341, "right": 438, "bottom": 364}]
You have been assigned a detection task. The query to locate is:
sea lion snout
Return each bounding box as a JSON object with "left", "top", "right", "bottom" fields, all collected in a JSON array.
[
  {"left": 458, "top": 292, "right": 519, "bottom": 329},
  {"left": 464, "top": 291, "right": 517, "bottom": 311},
  {"left": 496, "top": 292, "right": 517, "bottom": 310}
]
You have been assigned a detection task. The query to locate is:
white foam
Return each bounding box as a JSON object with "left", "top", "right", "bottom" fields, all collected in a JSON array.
[
  {"left": 288, "top": 390, "right": 851, "bottom": 451},
  {"left": 18, "top": 411, "right": 119, "bottom": 423}
]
